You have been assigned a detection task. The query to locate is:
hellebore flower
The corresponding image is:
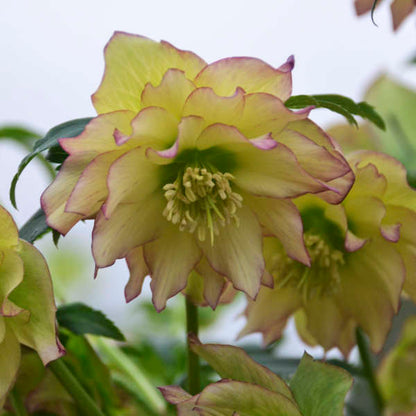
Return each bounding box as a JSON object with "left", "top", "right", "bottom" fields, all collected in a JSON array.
[
  {"left": 240, "top": 151, "right": 416, "bottom": 355},
  {"left": 0, "top": 205, "right": 63, "bottom": 407},
  {"left": 160, "top": 336, "right": 352, "bottom": 416},
  {"left": 354, "top": 0, "right": 415, "bottom": 30},
  {"left": 42, "top": 31, "right": 353, "bottom": 311}
]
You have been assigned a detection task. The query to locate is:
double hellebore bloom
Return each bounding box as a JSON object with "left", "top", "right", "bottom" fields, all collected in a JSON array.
[
  {"left": 355, "top": 0, "right": 416, "bottom": 30},
  {"left": 42, "top": 32, "right": 353, "bottom": 311},
  {"left": 0, "top": 205, "right": 63, "bottom": 407},
  {"left": 241, "top": 151, "right": 416, "bottom": 356}
]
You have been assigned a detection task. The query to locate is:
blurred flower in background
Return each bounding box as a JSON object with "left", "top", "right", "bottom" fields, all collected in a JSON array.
[
  {"left": 240, "top": 151, "right": 416, "bottom": 356},
  {"left": 354, "top": 0, "right": 416, "bottom": 30}
]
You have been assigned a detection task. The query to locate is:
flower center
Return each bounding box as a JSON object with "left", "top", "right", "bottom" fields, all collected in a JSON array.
[
  {"left": 271, "top": 234, "right": 345, "bottom": 301},
  {"left": 162, "top": 166, "right": 243, "bottom": 244}
]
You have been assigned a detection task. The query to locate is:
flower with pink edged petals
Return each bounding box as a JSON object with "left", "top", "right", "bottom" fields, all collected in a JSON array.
[
  {"left": 355, "top": 0, "right": 415, "bottom": 30},
  {"left": 0, "top": 205, "right": 64, "bottom": 408},
  {"left": 42, "top": 31, "right": 353, "bottom": 311},
  {"left": 240, "top": 151, "right": 416, "bottom": 356}
]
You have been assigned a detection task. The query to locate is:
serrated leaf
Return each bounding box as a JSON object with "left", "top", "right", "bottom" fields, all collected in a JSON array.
[
  {"left": 19, "top": 208, "right": 50, "bottom": 244},
  {"left": 56, "top": 303, "right": 125, "bottom": 341},
  {"left": 190, "top": 335, "right": 293, "bottom": 400},
  {"left": 10, "top": 117, "right": 92, "bottom": 208},
  {"left": 289, "top": 353, "right": 353, "bottom": 416}
]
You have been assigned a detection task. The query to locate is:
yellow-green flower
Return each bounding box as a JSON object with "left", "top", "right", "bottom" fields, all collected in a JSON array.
[
  {"left": 241, "top": 151, "right": 416, "bottom": 355},
  {"left": 42, "top": 32, "right": 353, "bottom": 311},
  {"left": 355, "top": 0, "right": 415, "bottom": 30},
  {"left": 0, "top": 205, "right": 63, "bottom": 407}
]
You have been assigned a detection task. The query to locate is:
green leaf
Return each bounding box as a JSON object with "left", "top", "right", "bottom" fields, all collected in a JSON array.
[
  {"left": 0, "top": 126, "right": 40, "bottom": 143},
  {"left": 289, "top": 353, "right": 353, "bottom": 416},
  {"left": 56, "top": 303, "right": 125, "bottom": 341},
  {"left": 364, "top": 75, "right": 416, "bottom": 171},
  {"left": 285, "top": 94, "right": 385, "bottom": 130},
  {"left": 10, "top": 117, "right": 92, "bottom": 208},
  {"left": 19, "top": 208, "right": 50, "bottom": 244},
  {"left": 196, "top": 381, "right": 302, "bottom": 416},
  {"left": 190, "top": 335, "right": 293, "bottom": 400}
]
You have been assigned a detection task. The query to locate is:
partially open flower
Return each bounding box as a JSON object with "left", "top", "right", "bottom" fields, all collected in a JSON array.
[
  {"left": 0, "top": 205, "right": 63, "bottom": 407},
  {"left": 42, "top": 32, "right": 353, "bottom": 311},
  {"left": 241, "top": 151, "right": 416, "bottom": 356},
  {"left": 354, "top": 0, "right": 415, "bottom": 30}
]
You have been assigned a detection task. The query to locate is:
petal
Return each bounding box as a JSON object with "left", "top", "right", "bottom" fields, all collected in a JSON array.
[
  {"left": 92, "top": 200, "right": 163, "bottom": 269},
  {"left": 146, "top": 116, "right": 205, "bottom": 165},
  {"left": 339, "top": 240, "right": 405, "bottom": 352},
  {"left": 0, "top": 251, "right": 24, "bottom": 315},
  {"left": 245, "top": 195, "right": 310, "bottom": 265},
  {"left": 102, "top": 147, "right": 162, "bottom": 218},
  {"left": 195, "top": 56, "right": 294, "bottom": 101},
  {"left": 0, "top": 206, "right": 19, "bottom": 248},
  {"left": 195, "top": 380, "right": 301, "bottom": 416},
  {"left": 185, "top": 258, "right": 228, "bottom": 309},
  {"left": 199, "top": 207, "right": 264, "bottom": 299},
  {"left": 344, "top": 195, "right": 386, "bottom": 238},
  {"left": 301, "top": 296, "right": 350, "bottom": 352},
  {"left": 61, "top": 110, "right": 135, "bottom": 155},
  {"left": 41, "top": 153, "right": 90, "bottom": 234},
  {"left": 125, "top": 246, "right": 149, "bottom": 303},
  {"left": 354, "top": 0, "right": 376, "bottom": 15},
  {"left": 128, "top": 106, "right": 179, "bottom": 150},
  {"left": 238, "top": 93, "right": 309, "bottom": 138},
  {"left": 183, "top": 87, "right": 245, "bottom": 128},
  {"left": 239, "top": 286, "right": 301, "bottom": 345},
  {"left": 350, "top": 151, "right": 416, "bottom": 211},
  {"left": 144, "top": 226, "right": 202, "bottom": 311},
  {"left": 391, "top": 0, "right": 415, "bottom": 30},
  {"left": 195, "top": 124, "right": 328, "bottom": 198},
  {"left": 0, "top": 325, "right": 21, "bottom": 403},
  {"left": 280, "top": 119, "right": 354, "bottom": 203},
  {"left": 7, "top": 241, "right": 64, "bottom": 364},
  {"left": 141, "top": 69, "right": 196, "bottom": 119},
  {"left": 65, "top": 150, "right": 126, "bottom": 217},
  {"left": 92, "top": 32, "right": 206, "bottom": 114}
]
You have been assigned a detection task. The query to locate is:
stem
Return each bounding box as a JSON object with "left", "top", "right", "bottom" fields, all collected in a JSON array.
[
  {"left": 49, "top": 358, "right": 105, "bottom": 416},
  {"left": 93, "top": 337, "right": 166, "bottom": 415},
  {"left": 355, "top": 327, "right": 384, "bottom": 413},
  {"left": 9, "top": 388, "right": 28, "bottom": 416},
  {"left": 186, "top": 296, "right": 200, "bottom": 395}
]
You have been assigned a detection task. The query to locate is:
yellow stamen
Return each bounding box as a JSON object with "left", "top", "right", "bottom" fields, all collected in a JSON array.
[{"left": 162, "top": 166, "right": 242, "bottom": 243}]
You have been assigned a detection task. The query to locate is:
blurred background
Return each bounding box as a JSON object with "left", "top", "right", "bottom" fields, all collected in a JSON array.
[{"left": 0, "top": 0, "right": 415, "bottom": 361}]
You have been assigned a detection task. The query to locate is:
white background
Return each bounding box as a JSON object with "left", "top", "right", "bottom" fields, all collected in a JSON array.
[{"left": 0, "top": 0, "right": 415, "bottom": 356}]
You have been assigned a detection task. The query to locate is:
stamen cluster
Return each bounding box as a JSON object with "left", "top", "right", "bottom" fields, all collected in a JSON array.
[
  {"left": 272, "top": 234, "right": 345, "bottom": 301},
  {"left": 163, "top": 166, "right": 243, "bottom": 243}
]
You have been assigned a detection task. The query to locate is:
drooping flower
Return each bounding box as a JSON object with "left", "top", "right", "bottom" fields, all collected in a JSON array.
[
  {"left": 160, "top": 336, "right": 352, "bottom": 415},
  {"left": 0, "top": 205, "right": 63, "bottom": 407},
  {"left": 354, "top": 0, "right": 415, "bottom": 30},
  {"left": 42, "top": 31, "right": 353, "bottom": 311},
  {"left": 240, "top": 151, "right": 416, "bottom": 355}
]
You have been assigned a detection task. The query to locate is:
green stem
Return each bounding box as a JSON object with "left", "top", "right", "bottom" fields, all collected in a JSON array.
[
  {"left": 356, "top": 327, "right": 384, "bottom": 413},
  {"left": 9, "top": 388, "right": 28, "bottom": 416},
  {"left": 93, "top": 337, "right": 166, "bottom": 415},
  {"left": 49, "top": 358, "right": 105, "bottom": 416},
  {"left": 186, "top": 296, "right": 200, "bottom": 395}
]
